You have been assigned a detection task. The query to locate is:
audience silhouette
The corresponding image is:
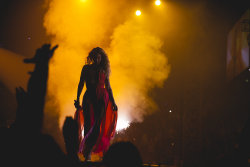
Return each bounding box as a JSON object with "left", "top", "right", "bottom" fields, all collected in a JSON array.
[
  {"left": 0, "top": 44, "right": 72, "bottom": 167},
  {"left": 62, "top": 116, "right": 79, "bottom": 164},
  {"left": 102, "top": 141, "right": 143, "bottom": 167}
]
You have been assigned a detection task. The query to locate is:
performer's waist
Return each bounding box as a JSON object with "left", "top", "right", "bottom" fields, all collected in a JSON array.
[
  {"left": 96, "top": 84, "right": 105, "bottom": 88},
  {"left": 86, "top": 85, "right": 105, "bottom": 90}
]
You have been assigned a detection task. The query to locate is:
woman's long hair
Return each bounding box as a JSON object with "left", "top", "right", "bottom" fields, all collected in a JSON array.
[{"left": 87, "top": 47, "right": 110, "bottom": 77}]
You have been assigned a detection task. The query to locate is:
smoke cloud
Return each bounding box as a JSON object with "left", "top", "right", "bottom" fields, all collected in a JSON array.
[{"left": 43, "top": 0, "right": 170, "bottom": 129}]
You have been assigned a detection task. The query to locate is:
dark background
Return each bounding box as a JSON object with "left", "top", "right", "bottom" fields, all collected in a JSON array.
[{"left": 0, "top": 0, "right": 249, "bottom": 166}]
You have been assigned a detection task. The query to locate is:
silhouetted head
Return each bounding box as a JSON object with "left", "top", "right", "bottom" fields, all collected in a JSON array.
[
  {"left": 102, "top": 141, "right": 143, "bottom": 167},
  {"left": 87, "top": 47, "right": 110, "bottom": 77},
  {"left": 62, "top": 117, "right": 78, "bottom": 156}
]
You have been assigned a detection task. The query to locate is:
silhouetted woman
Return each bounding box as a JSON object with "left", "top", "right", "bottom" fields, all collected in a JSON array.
[{"left": 74, "top": 47, "right": 118, "bottom": 160}]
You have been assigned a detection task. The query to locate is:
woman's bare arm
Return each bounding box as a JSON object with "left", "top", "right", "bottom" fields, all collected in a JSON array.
[
  {"left": 105, "top": 77, "right": 118, "bottom": 111},
  {"left": 75, "top": 66, "right": 86, "bottom": 107}
]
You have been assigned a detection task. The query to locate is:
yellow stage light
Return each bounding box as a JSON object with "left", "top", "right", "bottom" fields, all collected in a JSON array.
[
  {"left": 80, "top": 0, "right": 87, "bottom": 2},
  {"left": 135, "top": 10, "right": 141, "bottom": 16},
  {"left": 155, "top": 0, "right": 161, "bottom": 6}
]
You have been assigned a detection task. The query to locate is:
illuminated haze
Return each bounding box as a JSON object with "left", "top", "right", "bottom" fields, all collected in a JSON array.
[{"left": 43, "top": 0, "right": 170, "bottom": 130}]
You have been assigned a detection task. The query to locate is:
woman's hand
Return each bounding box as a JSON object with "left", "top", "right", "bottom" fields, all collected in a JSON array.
[
  {"left": 112, "top": 103, "right": 118, "bottom": 111},
  {"left": 74, "top": 100, "right": 81, "bottom": 109}
]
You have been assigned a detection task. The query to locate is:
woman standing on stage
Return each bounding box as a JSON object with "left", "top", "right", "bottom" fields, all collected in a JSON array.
[{"left": 74, "top": 47, "right": 118, "bottom": 160}]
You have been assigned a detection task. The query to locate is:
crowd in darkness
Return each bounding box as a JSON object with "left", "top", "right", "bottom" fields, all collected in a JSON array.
[{"left": 0, "top": 44, "right": 143, "bottom": 167}]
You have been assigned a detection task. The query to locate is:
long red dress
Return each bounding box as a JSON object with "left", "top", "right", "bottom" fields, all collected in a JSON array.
[{"left": 74, "top": 72, "right": 117, "bottom": 158}]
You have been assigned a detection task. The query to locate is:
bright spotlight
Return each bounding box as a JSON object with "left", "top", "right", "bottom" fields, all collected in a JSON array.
[
  {"left": 116, "top": 118, "right": 130, "bottom": 132},
  {"left": 135, "top": 10, "right": 141, "bottom": 16},
  {"left": 155, "top": 0, "right": 161, "bottom": 6},
  {"left": 80, "top": 0, "right": 87, "bottom": 2}
]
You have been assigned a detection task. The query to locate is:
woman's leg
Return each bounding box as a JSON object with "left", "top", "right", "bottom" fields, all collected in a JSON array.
[
  {"left": 83, "top": 103, "right": 91, "bottom": 137},
  {"left": 83, "top": 100, "right": 106, "bottom": 159}
]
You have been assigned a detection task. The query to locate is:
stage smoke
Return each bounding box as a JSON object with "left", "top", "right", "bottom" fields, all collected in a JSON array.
[
  {"left": 108, "top": 19, "right": 170, "bottom": 123},
  {"left": 43, "top": 0, "right": 170, "bottom": 130}
]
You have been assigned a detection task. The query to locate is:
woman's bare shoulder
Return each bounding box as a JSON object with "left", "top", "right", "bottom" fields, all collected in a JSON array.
[{"left": 82, "top": 64, "right": 91, "bottom": 71}]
